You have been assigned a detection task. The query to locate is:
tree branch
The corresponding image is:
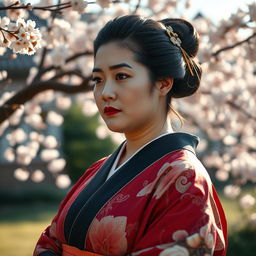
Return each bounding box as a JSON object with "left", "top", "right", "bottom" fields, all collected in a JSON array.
[
  {"left": 38, "top": 47, "right": 47, "bottom": 70},
  {"left": 132, "top": 0, "right": 141, "bottom": 14},
  {"left": 200, "top": 90, "right": 256, "bottom": 121},
  {"left": 33, "top": 2, "right": 71, "bottom": 11},
  {"left": 0, "top": 79, "right": 91, "bottom": 124},
  {"left": 0, "top": 2, "right": 71, "bottom": 12},
  {"left": 49, "top": 69, "right": 87, "bottom": 80},
  {"left": 212, "top": 32, "right": 256, "bottom": 57},
  {"left": 32, "top": 50, "right": 93, "bottom": 83},
  {"left": 226, "top": 100, "right": 256, "bottom": 121}
]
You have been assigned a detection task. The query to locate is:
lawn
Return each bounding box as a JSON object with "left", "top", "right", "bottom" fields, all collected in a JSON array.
[
  {"left": 0, "top": 195, "right": 255, "bottom": 256},
  {"left": 0, "top": 203, "right": 58, "bottom": 256}
]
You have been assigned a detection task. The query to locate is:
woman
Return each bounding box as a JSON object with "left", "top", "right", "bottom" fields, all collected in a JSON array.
[{"left": 34, "top": 15, "right": 227, "bottom": 256}]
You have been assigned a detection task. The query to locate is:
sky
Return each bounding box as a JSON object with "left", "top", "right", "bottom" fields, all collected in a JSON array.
[
  {"left": 19, "top": 0, "right": 255, "bottom": 22},
  {"left": 179, "top": 0, "right": 254, "bottom": 22}
]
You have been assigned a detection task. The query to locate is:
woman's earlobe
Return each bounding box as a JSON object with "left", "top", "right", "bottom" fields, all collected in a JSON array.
[{"left": 157, "top": 78, "right": 173, "bottom": 96}]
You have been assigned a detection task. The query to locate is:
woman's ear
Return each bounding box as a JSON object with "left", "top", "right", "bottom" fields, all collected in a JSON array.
[{"left": 156, "top": 77, "right": 173, "bottom": 96}]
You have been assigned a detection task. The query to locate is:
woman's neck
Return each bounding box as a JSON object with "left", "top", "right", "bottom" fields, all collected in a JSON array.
[{"left": 122, "top": 121, "right": 173, "bottom": 161}]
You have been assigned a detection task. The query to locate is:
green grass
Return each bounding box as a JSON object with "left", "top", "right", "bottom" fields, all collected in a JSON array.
[
  {"left": 0, "top": 194, "right": 256, "bottom": 256},
  {"left": 220, "top": 196, "right": 245, "bottom": 232},
  {"left": 0, "top": 221, "right": 50, "bottom": 256},
  {"left": 0, "top": 203, "right": 58, "bottom": 256},
  {"left": 220, "top": 186, "right": 256, "bottom": 233}
]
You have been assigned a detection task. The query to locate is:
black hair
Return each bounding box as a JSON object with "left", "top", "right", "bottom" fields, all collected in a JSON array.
[{"left": 93, "top": 15, "right": 202, "bottom": 113}]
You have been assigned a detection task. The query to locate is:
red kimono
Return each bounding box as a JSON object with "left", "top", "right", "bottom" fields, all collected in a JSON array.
[{"left": 34, "top": 132, "right": 227, "bottom": 256}]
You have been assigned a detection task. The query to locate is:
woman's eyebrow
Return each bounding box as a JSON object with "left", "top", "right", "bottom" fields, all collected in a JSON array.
[
  {"left": 109, "top": 63, "right": 133, "bottom": 70},
  {"left": 92, "top": 63, "right": 133, "bottom": 73}
]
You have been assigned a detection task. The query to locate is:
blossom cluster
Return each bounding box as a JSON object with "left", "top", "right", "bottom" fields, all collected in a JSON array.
[
  {"left": 0, "top": 17, "right": 42, "bottom": 55},
  {"left": 70, "top": 0, "right": 88, "bottom": 14},
  {"left": 0, "top": 90, "right": 72, "bottom": 189},
  {"left": 4, "top": 0, "right": 28, "bottom": 20},
  {"left": 0, "top": 0, "right": 255, "bottom": 202}
]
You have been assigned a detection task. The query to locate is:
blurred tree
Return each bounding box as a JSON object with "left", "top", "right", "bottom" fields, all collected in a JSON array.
[
  {"left": 0, "top": 0, "right": 255, "bottom": 219},
  {"left": 0, "top": 1, "right": 256, "bottom": 253},
  {"left": 63, "top": 104, "right": 115, "bottom": 182}
]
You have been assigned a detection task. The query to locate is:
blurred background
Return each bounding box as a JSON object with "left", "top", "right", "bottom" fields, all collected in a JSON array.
[{"left": 0, "top": 0, "right": 255, "bottom": 255}]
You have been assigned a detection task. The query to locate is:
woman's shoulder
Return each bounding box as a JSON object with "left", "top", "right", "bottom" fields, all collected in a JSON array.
[
  {"left": 164, "top": 148, "right": 213, "bottom": 186},
  {"left": 182, "top": 150, "right": 212, "bottom": 182}
]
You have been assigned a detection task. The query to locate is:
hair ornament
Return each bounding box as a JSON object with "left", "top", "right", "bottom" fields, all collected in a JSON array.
[
  {"left": 165, "top": 25, "right": 182, "bottom": 47},
  {"left": 165, "top": 25, "right": 198, "bottom": 78}
]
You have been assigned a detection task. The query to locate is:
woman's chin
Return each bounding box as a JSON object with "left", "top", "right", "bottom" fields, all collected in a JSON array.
[{"left": 106, "top": 125, "right": 124, "bottom": 133}]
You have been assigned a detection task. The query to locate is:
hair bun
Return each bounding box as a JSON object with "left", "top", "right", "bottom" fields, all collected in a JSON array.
[
  {"left": 159, "top": 18, "right": 202, "bottom": 98},
  {"left": 160, "top": 18, "right": 199, "bottom": 58},
  {"left": 170, "top": 62, "right": 202, "bottom": 98}
]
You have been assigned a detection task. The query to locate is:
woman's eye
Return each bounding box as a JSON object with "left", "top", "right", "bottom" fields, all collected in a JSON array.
[
  {"left": 92, "top": 77, "right": 102, "bottom": 84},
  {"left": 116, "top": 73, "right": 130, "bottom": 80}
]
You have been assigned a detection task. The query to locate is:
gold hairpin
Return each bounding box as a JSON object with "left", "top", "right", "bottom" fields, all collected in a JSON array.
[{"left": 165, "top": 25, "right": 195, "bottom": 77}]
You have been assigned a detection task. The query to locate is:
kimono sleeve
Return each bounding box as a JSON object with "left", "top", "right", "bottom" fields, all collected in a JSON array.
[
  {"left": 131, "top": 155, "right": 227, "bottom": 256},
  {"left": 33, "top": 158, "right": 107, "bottom": 256}
]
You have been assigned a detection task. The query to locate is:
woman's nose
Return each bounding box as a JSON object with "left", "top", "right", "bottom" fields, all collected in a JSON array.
[{"left": 101, "top": 80, "right": 116, "bottom": 101}]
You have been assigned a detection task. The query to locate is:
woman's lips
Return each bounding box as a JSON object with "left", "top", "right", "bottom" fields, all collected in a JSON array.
[{"left": 104, "top": 106, "right": 121, "bottom": 116}]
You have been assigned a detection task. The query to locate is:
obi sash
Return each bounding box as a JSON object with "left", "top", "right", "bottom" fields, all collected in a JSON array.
[{"left": 62, "top": 244, "right": 103, "bottom": 256}]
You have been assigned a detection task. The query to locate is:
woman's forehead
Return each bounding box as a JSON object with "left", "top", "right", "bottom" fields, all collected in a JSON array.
[{"left": 94, "top": 42, "right": 136, "bottom": 68}]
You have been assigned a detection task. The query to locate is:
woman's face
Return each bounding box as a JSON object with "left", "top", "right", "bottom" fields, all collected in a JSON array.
[{"left": 93, "top": 42, "right": 166, "bottom": 136}]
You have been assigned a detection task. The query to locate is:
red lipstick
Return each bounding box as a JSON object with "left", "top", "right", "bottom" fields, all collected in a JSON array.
[{"left": 104, "top": 106, "right": 121, "bottom": 116}]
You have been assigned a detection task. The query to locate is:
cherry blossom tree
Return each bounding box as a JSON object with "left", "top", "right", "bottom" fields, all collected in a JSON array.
[{"left": 0, "top": 0, "right": 255, "bottom": 217}]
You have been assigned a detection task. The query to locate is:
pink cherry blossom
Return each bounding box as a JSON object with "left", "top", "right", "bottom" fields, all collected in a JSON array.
[
  {"left": 0, "top": 120, "right": 9, "bottom": 136},
  {"left": 97, "top": 0, "right": 112, "bottom": 9},
  {"left": 46, "top": 111, "right": 64, "bottom": 126},
  {"left": 71, "top": 0, "right": 88, "bottom": 14},
  {"left": 215, "top": 170, "right": 229, "bottom": 182},
  {"left": 4, "top": 148, "right": 15, "bottom": 162},
  {"left": 25, "top": 113, "right": 45, "bottom": 130},
  {"left": 50, "top": 45, "right": 69, "bottom": 67},
  {"left": 43, "top": 135, "right": 58, "bottom": 148},
  {"left": 96, "top": 125, "right": 109, "bottom": 139},
  {"left": 3, "top": 18, "right": 42, "bottom": 55},
  {"left": 4, "top": 0, "right": 28, "bottom": 20},
  {"left": 224, "top": 185, "right": 241, "bottom": 199},
  {"left": 55, "top": 95, "right": 72, "bottom": 110},
  {"left": 31, "top": 169, "right": 45, "bottom": 183},
  {"left": 14, "top": 168, "right": 29, "bottom": 181},
  {"left": 48, "top": 158, "right": 66, "bottom": 173},
  {"left": 40, "top": 149, "right": 60, "bottom": 162},
  {"left": 56, "top": 174, "right": 71, "bottom": 189},
  {"left": 0, "top": 47, "right": 7, "bottom": 56},
  {"left": 239, "top": 194, "right": 256, "bottom": 209},
  {"left": 16, "top": 145, "right": 32, "bottom": 165}
]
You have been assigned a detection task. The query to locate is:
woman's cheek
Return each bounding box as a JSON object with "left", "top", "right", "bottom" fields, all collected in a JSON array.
[{"left": 94, "top": 90, "right": 102, "bottom": 106}]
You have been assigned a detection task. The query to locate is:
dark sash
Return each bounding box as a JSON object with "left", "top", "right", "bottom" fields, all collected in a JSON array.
[{"left": 64, "top": 132, "right": 199, "bottom": 249}]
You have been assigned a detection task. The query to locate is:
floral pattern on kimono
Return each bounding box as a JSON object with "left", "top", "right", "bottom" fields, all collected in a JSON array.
[{"left": 33, "top": 133, "right": 227, "bottom": 256}]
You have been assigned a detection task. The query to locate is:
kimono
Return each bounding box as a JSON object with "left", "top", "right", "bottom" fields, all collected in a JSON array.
[{"left": 34, "top": 132, "right": 227, "bottom": 256}]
